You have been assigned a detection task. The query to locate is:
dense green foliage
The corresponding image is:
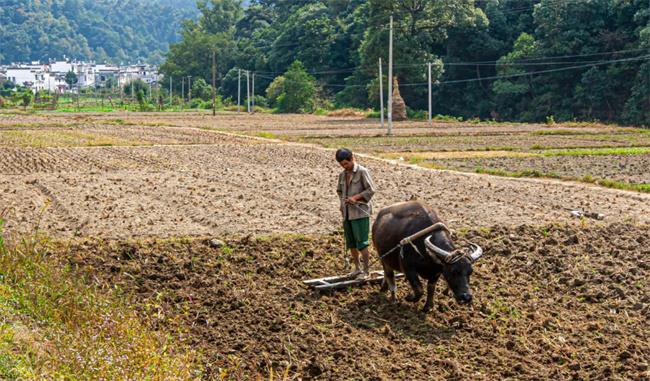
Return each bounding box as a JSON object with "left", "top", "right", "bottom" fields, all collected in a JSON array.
[
  {"left": 275, "top": 61, "right": 316, "bottom": 113},
  {"left": 163, "top": 0, "right": 646, "bottom": 124},
  {"left": 0, "top": 0, "right": 197, "bottom": 64}
]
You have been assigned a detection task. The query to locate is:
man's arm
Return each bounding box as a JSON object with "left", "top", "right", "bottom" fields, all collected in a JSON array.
[
  {"left": 336, "top": 172, "right": 343, "bottom": 197},
  {"left": 358, "top": 169, "right": 375, "bottom": 202}
]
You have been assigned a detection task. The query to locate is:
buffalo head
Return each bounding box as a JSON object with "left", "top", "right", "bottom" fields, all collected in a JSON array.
[{"left": 424, "top": 234, "right": 483, "bottom": 304}]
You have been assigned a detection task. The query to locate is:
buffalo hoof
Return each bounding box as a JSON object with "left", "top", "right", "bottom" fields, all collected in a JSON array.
[
  {"left": 405, "top": 292, "right": 423, "bottom": 303},
  {"left": 379, "top": 280, "right": 388, "bottom": 293},
  {"left": 389, "top": 292, "right": 396, "bottom": 303},
  {"left": 422, "top": 303, "right": 432, "bottom": 313}
]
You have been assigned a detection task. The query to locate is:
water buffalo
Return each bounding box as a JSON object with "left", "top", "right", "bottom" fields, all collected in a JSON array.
[{"left": 372, "top": 201, "right": 483, "bottom": 312}]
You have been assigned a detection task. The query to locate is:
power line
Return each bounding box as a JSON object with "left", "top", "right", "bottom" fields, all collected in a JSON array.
[
  {"left": 243, "top": 54, "right": 649, "bottom": 90},
  {"left": 438, "top": 54, "right": 650, "bottom": 85},
  {"left": 248, "top": 47, "right": 646, "bottom": 77}
]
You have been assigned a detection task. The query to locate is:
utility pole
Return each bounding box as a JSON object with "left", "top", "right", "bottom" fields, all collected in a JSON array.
[
  {"left": 169, "top": 76, "right": 172, "bottom": 108},
  {"left": 428, "top": 62, "right": 432, "bottom": 124},
  {"left": 252, "top": 72, "right": 255, "bottom": 113},
  {"left": 181, "top": 77, "right": 185, "bottom": 106},
  {"left": 246, "top": 70, "right": 251, "bottom": 113},
  {"left": 187, "top": 76, "right": 192, "bottom": 104},
  {"left": 387, "top": 15, "right": 394, "bottom": 135},
  {"left": 237, "top": 69, "right": 241, "bottom": 113},
  {"left": 379, "top": 57, "right": 385, "bottom": 130},
  {"left": 212, "top": 49, "right": 217, "bottom": 116}
]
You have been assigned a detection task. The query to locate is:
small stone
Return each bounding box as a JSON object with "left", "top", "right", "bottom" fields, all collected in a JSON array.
[{"left": 208, "top": 239, "right": 225, "bottom": 248}]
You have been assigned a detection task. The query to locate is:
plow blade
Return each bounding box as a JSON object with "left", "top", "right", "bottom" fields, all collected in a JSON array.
[{"left": 303, "top": 271, "right": 403, "bottom": 290}]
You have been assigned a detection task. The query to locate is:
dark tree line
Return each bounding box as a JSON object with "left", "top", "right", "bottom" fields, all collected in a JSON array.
[
  {"left": 0, "top": 0, "right": 198, "bottom": 64},
  {"left": 62, "top": 0, "right": 647, "bottom": 125}
]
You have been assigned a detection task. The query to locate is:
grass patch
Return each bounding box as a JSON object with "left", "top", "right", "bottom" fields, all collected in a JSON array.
[
  {"left": 532, "top": 127, "right": 649, "bottom": 136},
  {"left": 474, "top": 167, "right": 560, "bottom": 179},
  {"left": 542, "top": 147, "right": 650, "bottom": 157},
  {"left": 0, "top": 122, "right": 72, "bottom": 130},
  {"left": 584, "top": 177, "right": 650, "bottom": 193},
  {"left": 0, "top": 220, "right": 201, "bottom": 379},
  {"left": 254, "top": 131, "right": 279, "bottom": 139},
  {"left": 382, "top": 150, "right": 535, "bottom": 161},
  {"left": 532, "top": 129, "right": 596, "bottom": 136},
  {"left": 298, "top": 135, "right": 519, "bottom": 153},
  {"left": 0, "top": 130, "right": 145, "bottom": 147},
  {"left": 50, "top": 106, "right": 117, "bottom": 113},
  {"left": 473, "top": 167, "right": 650, "bottom": 193}
]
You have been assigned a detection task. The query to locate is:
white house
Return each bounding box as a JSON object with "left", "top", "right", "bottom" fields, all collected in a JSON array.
[
  {"left": 118, "top": 64, "right": 161, "bottom": 87},
  {"left": 5, "top": 67, "right": 46, "bottom": 91},
  {"left": 43, "top": 73, "right": 67, "bottom": 93},
  {"left": 49, "top": 60, "right": 74, "bottom": 75},
  {"left": 94, "top": 64, "right": 120, "bottom": 87},
  {"left": 74, "top": 62, "right": 96, "bottom": 88}
]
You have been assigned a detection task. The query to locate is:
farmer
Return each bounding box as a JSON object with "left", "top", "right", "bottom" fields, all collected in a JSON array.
[{"left": 336, "top": 148, "right": 376, "bottom": 278}]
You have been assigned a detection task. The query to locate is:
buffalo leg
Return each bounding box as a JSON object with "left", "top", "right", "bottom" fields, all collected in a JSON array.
[
  {"left": 404, "top": 270, "right": 424, "bottom": 303},
  {"left": 422, "top": 275, "right": 440, "bottom": 312},
  {"left": 380, "top": 261, "right": 396, "bottom": 302}
]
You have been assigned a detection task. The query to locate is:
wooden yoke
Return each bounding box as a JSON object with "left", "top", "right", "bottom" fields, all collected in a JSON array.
[{"left": 399, "top": 222, "right": 449, "bottom": 247}]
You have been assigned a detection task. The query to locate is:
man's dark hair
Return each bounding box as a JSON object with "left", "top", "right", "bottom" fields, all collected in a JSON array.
[{"left": 335, "top": 148, "right": 353, "bottom": 162}]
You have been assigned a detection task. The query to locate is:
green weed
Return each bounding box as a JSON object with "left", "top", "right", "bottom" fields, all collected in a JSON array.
[{"left": 0, "top": 218, "right": 200, "bottom": 379}]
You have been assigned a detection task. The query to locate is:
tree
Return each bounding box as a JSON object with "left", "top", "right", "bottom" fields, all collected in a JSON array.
[
  {"left": 65, "top": 71, "right": 78, "bottom": 89},
  {"left": 276, "top": 61, "right": 316, "bottom": 113},
  {"left": 22, "top": 91, "right": 32, "bottom": 110},
  {"left": 491, "top": 33, "right": 538, "bottom": 120},
  {"left": 160, "top": 0, "right": 241, "bottom": 93},
  {"left": 136, "top": 90, "right": 146, "bottom": 111},
  {"left": 359, "top": 0, "right": 486, "bottom": 110},
  {"left": 191, "top": 78, "right": 212, "bottom": 101},
  {"left": 124, "top": 80, "right": 149, "bottom": 97},
  {"left": 265, "top": 75, "right": 285, "bottom": 107},
  {"left": 159, "top": 0, "right": 650, "bottom": 125},
  {"left": 0, "top": 0, "right": 196, "bottom": 64}
]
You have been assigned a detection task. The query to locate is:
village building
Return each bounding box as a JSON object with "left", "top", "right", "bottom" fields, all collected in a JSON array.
[{"left": 0, "top": 59, "right": 160, "bottom": 93}]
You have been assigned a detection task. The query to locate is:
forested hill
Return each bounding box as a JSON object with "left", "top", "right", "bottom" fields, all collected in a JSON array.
[
  {"left": 162, "top": 0, "right": 650, "bottom": 125},
  {"left": 0, "top": 0, "right": 198, "bottom": 64}
]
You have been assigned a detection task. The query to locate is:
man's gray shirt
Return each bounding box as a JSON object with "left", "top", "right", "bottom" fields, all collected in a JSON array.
[{"left": 336, "top": 163, "right": 376, "bottom": 220}]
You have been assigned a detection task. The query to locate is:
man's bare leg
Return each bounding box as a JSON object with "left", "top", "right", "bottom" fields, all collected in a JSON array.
[
  {"left": 350, "top": 248, "right": 362, "bottom": 275},
  {"left": 360, "top": 247, "right": 370, "bottom": 275}
]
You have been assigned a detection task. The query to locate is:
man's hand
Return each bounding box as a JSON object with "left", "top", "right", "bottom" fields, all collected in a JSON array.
[{"left": 346, "top": 195, "right": 362, "bottom": 204}]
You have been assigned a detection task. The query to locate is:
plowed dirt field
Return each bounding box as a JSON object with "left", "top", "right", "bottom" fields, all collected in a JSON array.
[{"left": 1, "top": 112, "right": 648, "bottom": 380}]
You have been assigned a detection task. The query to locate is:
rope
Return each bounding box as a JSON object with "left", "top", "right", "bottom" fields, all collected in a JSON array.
[{"left": 346, "top": 200, "right": 373, "bottom": 218}]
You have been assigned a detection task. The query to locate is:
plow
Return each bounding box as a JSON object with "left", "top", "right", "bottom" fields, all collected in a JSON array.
[
  {"left": 303, "top": 271, "right": 404, "bottom": 290},
  {"left": 302, "top": 219, "right": 447, "bottom": 291}
]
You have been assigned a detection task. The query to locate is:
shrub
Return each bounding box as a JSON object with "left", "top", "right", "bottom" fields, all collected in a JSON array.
[
  {"left": 191, "top": 78, "right": 212, "bottom": 101},
  {"left": 276, "top": 61, "right": 316, "bottom": 113},
  {"left": 406, "top": 108, "right": 427, "bottom": 120},
  {"left": 266, "top": 76, "right": 285, "bottom": 107}
]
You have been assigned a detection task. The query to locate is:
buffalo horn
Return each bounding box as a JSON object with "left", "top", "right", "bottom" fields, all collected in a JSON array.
[
  {"left": 469, "top": 244, "right": 484, "bottom": 262},
  {"left": 424, "top": 235, "right": 452, "bottom": 260}
]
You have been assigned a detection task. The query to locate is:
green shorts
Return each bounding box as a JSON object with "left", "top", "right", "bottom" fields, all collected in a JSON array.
[{"left": 343, "top": 217, "right": 370, "bottom": 250}]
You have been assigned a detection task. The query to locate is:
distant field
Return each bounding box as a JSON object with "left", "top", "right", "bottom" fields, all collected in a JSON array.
[{"left": 1, "top": 112, "right": 648, "bottom": 192}]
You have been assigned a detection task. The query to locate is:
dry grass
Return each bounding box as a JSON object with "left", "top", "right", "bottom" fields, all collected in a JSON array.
[
  {"left": 326, "top": 108, "right": 368, "bottom": 117},
  {"left": 0, "top": 218, "right": 201, "bottom": 380},
  {"left": 0, "top": 130, "right": 145, "bottom": 147},
  {"left": 382, "top": 150, "right": 534, "bottom": 160}
]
